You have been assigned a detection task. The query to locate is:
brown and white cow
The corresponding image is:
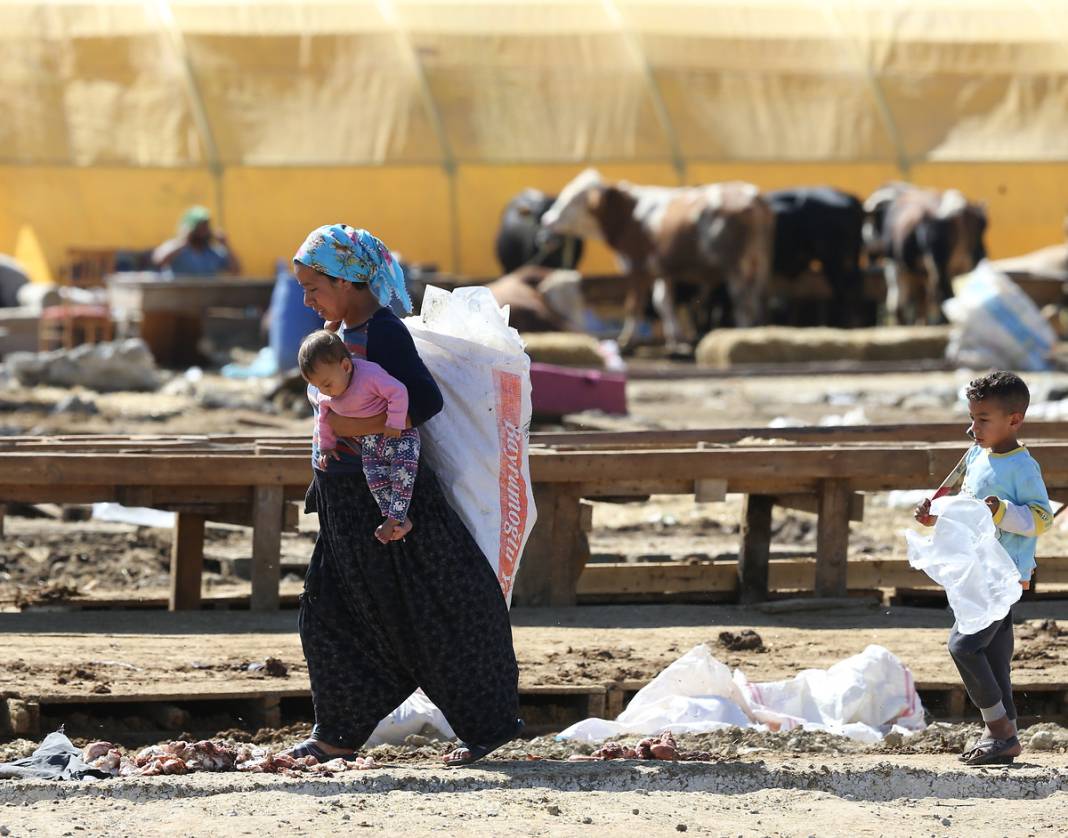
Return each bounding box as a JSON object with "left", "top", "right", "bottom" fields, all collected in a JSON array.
[
  {"left": 864, "top": 183, "right": 988, "bottom": 325},
  {"left": 540, "top": 169, "right": 774, "bottom": 352}
]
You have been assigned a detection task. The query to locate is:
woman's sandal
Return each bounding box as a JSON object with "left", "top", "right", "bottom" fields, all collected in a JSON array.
[
  {"left": 960, "top": 735, "right": 1020, "bottom": 766},
  {"left": 284, "top": 739, "right": 357, "bottom": 762},
  {"left": 442, "top": 719, "right": 524, "bottom": 768}
]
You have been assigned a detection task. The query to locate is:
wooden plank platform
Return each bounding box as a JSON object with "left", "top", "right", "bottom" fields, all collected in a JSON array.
[
  {"left": 2, "top": 683, "right": 609, "bottom": 740},
  {"left": 8, "top": 676, "right": 1066, "bottom": 740},
  {"left": 6, "top": 429, "right": 1068, "bottom": 610}
]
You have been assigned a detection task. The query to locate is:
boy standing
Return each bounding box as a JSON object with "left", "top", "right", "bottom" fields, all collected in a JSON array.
[{"left": 915, "top": 371, "right": 1053, "bottom": 765}]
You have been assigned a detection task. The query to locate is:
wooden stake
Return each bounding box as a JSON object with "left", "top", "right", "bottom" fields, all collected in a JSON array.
[
  {"left": 251, "top": 485, "right": 283, "bottom": 611},
  {"left": 169, "top": 512, "right": 205, "bottom": 611},
  {"left": 738, "top": 494, "right": 773, "bottom": 603},
  {"left": 815, "top": 478, "right": 851, "bottom": 598}
]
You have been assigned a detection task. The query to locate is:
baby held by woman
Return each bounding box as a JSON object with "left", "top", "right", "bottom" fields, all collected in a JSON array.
[{"left": 299, "top": 329, "right": 420, "bottom": 543}]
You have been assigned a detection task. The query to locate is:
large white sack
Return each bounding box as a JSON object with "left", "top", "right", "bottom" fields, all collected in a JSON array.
[
  {"left": 368, "top": 287, "right": 536, "bottom": 747},
  {"left": 557, "top": 644, "right": 924, "bottom": 744},
  {"left": 905, "top": 495, "right": 1022, "bottom": 635},
  {"left": 944, "top": 263, "right": 1055, "bottom": 371},
  {"left": 403, "top": 285, "right": 537, "bottom": 605}
]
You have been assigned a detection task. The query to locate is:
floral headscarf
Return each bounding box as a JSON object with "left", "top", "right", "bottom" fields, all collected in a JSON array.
[{"left": 294, "top": 224, "right": 412, "bottom": 313}]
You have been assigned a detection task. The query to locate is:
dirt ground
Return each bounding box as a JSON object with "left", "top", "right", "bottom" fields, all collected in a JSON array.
[
  {"left": 5, "top": 365, "right": 1068, "bottom": 834},
  {"left": 0, "top": 754, "right": 1066, "bottom": 837},
  {"left": 1, "top": 604, "right": 1067, "bottom": 706}
]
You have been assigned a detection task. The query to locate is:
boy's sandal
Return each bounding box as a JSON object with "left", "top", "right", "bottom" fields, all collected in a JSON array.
[
  {"left": 957, "top": 737, "right": 996, "bottom": 762},
  {"left": 442, "top": 719, "right": 524, "bottom": 768},
  {"left": 961, "top": 735, "right": 1019, "bottom": 766},
  {"left": 284, "top": 739, "right": 357, "bottom": 762}
]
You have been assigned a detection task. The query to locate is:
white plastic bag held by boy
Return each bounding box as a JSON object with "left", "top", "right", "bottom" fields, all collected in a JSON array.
[
  {"left": 905, "top": 496, "right": 1022, "bottom": 634},
  {"left": 404, "top": 285, "right": 537, "bottom": 606}
]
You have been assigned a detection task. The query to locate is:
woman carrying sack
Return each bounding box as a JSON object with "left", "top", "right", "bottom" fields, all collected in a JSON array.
[{"left": 287, "top": 224, "right": 522, "bottom": 767}]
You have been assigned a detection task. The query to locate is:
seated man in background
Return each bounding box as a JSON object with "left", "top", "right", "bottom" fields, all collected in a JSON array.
[{"left": 152, "top": 206, "right": 241, "bottom": 277}]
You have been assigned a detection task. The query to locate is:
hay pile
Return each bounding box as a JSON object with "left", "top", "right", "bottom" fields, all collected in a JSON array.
[
  {"left": 521, "top": 332, "right": 605, "bottom": 368},
  {"left": 696, "top": 326, "right": 951, "bottom": 368}
]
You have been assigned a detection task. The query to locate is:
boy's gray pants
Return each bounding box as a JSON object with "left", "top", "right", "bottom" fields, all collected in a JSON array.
[{"left": 947, "top": 611, "right": 1016, "bottom": 721}]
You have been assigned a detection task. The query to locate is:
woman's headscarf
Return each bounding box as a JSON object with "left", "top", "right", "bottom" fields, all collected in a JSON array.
[{"left": 294, "top": 224, "right": 412, "bottom": 313}]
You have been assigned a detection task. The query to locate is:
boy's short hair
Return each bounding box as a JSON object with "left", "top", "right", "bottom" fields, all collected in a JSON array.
[
  {"left": 298, "top": 330, "right": 350, "bottom": 378},
  {"left": 966, "top": 370, "right": 1030, "bottom": 414}
]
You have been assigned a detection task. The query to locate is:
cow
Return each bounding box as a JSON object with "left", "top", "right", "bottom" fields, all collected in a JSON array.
[
  {"left": 766, "top": 187, "right": 867, "bottom": 327},
  {"left": 486, "top": 266, "right": 587, "bottom": 333},
  {"left": 864, "top": 183, "right": 988, "bottom": 324},
  {"left": 540, "top": 169, "right": 774, "bottom": 353},
  {"left": 495, "top": 189, "right": 584, "bottom": 275}
]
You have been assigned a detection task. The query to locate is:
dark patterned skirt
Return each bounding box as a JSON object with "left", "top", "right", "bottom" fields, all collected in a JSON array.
[{"left": 298, "top": 462, "right": 520, "bottom": 749}]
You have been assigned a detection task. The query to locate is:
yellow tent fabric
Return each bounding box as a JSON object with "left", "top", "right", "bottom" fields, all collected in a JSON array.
[{"left": 1, "top": 0, "right": 1067, "bottom": 280}]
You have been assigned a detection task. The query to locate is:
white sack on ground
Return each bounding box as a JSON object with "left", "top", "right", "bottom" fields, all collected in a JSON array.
[
  {"left": 557, "top": 644, "right": 925, "bottom": 745},
  {"left": 944, "top": 263, "right": 1055, "bottom": 372},
  {"left": 370, "top": 287, "right": 536, "bottom": 746},
  {"left": 906, "top": 495, "right": 1022, "bottom": 635}
]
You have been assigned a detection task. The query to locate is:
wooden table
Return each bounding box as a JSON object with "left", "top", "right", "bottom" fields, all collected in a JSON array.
[
  {"left": 4, "top": 424, "right": 1068, "bottom": 611},
  {"left": 106, "top": 274, "right": 276, "bottom": 367}
]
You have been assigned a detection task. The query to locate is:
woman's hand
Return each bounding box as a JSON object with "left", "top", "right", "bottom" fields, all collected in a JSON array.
[{"left": 984, "top": 495, "right": 1002, "bottom": 518}]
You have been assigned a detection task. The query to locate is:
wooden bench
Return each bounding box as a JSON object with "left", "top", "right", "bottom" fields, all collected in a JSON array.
[
  {"left": 4, "top": 423, "right": 1068, "bottom": 610},
  {"left": 0, "top": 438, "right": 309, "bottom": 611}
]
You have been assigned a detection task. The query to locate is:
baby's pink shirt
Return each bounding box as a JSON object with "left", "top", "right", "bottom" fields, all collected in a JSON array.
[{"left": 312, "top": 358, "right": 410, "bottom": 451}]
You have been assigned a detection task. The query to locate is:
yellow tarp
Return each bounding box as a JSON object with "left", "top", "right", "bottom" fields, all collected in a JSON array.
[{"left": 1, "top": 1, "right": 1067, "bottom": 280}]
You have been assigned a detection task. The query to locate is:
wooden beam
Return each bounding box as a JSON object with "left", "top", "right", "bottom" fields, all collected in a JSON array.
[
  {"left": 250, "top": 486, "right": 284, "bottom": 611},
  {"left": 694, "top": 478, "right": 727, "bottom": 503},
  {"left": 169, "top": 512, "right": 205, "bottom": 611},
  {"left": 815, "top": 479, "right": 852, "bottom": 597},
  {"left": 0, "top": 454, "right": 308, "bottom": 486},
  {"left": 775, "top": 492, "right": 864, "bottom": 522},
  {"left": 738, "top": 495, "right": 773, "bottom": 603}
]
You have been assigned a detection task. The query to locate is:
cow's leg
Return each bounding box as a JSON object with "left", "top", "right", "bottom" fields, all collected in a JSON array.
[
  {"left": 884, "top": 260, "right": 906, "bottom": 325},
  {"left": 617, "top": 272, "right": 650, "bottom": 354},
  {"left": 923, "top": 253, "right": 949, "bottom": 324},
  {"left": 922, "top": 251, "right": 948, "bottom": 324},
  {"left": 728, "top": 250, "right": 770, "bottom": 328},
  {"left": 651, "top": 278, "right": 688, "bottom": 353}
]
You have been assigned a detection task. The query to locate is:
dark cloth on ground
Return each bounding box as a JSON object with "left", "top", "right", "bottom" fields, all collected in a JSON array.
[
  {"left": 0, "top": 731, "right": 110, "bottom": 781},
  {"left": 299, "top": 467, "right": 520, "bottom": 750}
]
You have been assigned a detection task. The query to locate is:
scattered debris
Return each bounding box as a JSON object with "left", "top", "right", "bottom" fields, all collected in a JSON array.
[
  {"left": 717, "top": 629, "right": 765, "bottom": 652},
  {"left": 81, "top": 739, "right": 378, "bottom": 777},
  {"left": 6, "top": 339, "right": 163, "bottom": 393},
  {"left": 247, "top": 658, "right": 289, "bottom": 678}
]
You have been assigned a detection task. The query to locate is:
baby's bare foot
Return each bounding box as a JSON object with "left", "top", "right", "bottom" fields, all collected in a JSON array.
[{"left": 391, "top": 518, "right": 413, "bottom": 541}]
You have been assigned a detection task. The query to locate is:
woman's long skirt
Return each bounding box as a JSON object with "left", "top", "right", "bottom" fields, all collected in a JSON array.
[{"left": 298, "top": 463, "right": 520, "bottom": 748}]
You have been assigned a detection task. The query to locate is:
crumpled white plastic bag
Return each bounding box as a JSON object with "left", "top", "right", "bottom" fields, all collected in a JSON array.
[
  {"left": 905, "top": 495, "right": 1022, "bottom": 635},
  {"left": 557, "top": 643, "right": 925, "bottom": 744},
  {"left": 365, "top": 689, "right": 455, "bottom": 747}
]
